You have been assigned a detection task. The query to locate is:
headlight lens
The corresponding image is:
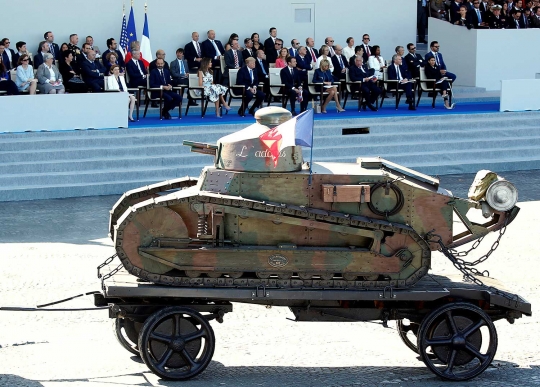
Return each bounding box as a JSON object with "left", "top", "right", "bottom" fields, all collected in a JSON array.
[{"left": 485, "top": 180, "right": 518, "bottom": 212}]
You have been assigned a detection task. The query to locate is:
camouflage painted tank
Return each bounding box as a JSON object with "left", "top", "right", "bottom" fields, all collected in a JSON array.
[{"left": 109, "top": 107, "right": 519, "bottom": 288}]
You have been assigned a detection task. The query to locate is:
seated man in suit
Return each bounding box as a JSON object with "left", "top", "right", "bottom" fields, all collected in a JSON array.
[
  {"left": 102, "top": 38, "right": 125, "bottom": 69},
  {"left": 224, "top": 39, "right": 242, "bottom": 86},
  {"left": 243, "top": 38, "right": 256, "bottom": 60},
  {"left": 149, "top": 49, "right": 170, "bottom": 73},
  {"left": 80, "top": 50, "right": 105, "bottom": 92},
  {"left": 184, "top": 32, "right": 203, "bottom": 73},
  {"left": 170, "top": 48, "right": 196, "bottom": 106},
  {"left": 467, "top": 1, "right": 490, "bottom": 28},
  {"left": 149, "top": 58, "right": 183, "bottom": 120},
  {"left": 530, "top": 6, "right": 540, "bottom": 27},
  {"left": 295, "top": 46, "right": 312, "bottom": 85},
  {"left": 331, "top": 45, "right": 349, "bottom": 81},
  {"left": 85, "top": 36, "right": 101, "bottom": 58},
  {"left": 236, "top": 57, "right": 265, "bottom": 116},
  {"left": 508, "top": 8, "right": 526, "bottom": 27},
  {"left": 34, "top": 41, "right": 53, "bottom": 69},
  {"left": 280, "top": 56, "right": 309, "bottom": 115},
  {"left": 43, "top": 32, "right": 60, "bottom": 61},
  {"left": 349, "top": 56, "right": 381, "bottom": 111},
  {"left": 126, "top": 50, "right": 148, "bottom": 88},
  {"left": 404, "top": 43, "right": 425, "bottom": 79},
  {"left": 424, "top": 41, "right": 457, "bottom": 83},
  {"left": 387, "top": 55, "right": 415, "bottom": 110},
  {"left": 255, "top": 49, "right": 270, "bottom": 98}
]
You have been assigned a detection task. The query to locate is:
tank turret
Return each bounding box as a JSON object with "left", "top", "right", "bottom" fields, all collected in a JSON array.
[{"left": 109, "top": 108, "right": 519, "bottom": 289}]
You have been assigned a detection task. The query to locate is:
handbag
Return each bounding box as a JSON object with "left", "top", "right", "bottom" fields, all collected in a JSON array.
[{"left": 69, "top": 76, "right": 85, "bottom": 84}]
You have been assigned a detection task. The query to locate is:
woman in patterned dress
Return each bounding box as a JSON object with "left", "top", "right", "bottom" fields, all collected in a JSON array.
[{"left": 198, "top": 57, "right": 230, "bottom": 118}]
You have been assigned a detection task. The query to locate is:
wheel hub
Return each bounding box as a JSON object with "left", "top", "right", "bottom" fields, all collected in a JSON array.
[
  {"left": 170, "top": 337, "right": 186, "bottom": 351},
  {"left": 452, "top": 335, "right": 467, "bottom": 349}
]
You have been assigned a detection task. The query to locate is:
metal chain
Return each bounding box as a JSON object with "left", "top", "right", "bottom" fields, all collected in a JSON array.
[
  {"left": 97, "top": 253, "right": 118, "bottom": 279},
  {"left": 426, "top": 215, "right": 520, "bottom": 304}
]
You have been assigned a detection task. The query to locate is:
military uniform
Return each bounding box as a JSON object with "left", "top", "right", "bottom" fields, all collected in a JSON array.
[{"left": 487, "top": 14, "right": 506, "bottom": 28}]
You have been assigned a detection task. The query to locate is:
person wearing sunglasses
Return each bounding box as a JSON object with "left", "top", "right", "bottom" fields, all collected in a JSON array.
[
  {"left": 0, "top": 38, "right": 15, "bottom": 70},
  {"left": 361, "top": 34, "right": 372, "bottom": 62},
  {"left": 424, "top": 41, "right": 456, "bottom": 83},
  {"left": 404, "top": 43, "right": 424, "bottom": 79},
  {"left": 324, "top": 37, "right": 336, "bottom": 57},
  {"left": 15, "top": 54, "right": 37, "bottom": 94},
  {"left": 266, "top": 38, "right": 283, "bottom": 64}
]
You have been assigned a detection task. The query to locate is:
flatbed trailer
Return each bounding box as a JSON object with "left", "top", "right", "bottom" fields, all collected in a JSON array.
[{"left": 95, "top": 269, "right": 531, "bottom": 382}]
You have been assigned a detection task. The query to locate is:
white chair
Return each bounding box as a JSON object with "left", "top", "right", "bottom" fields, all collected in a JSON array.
[
  {"left": 227, "top": 69, "right": 246, "bottom": 116},
  {"left": 185, "top": 73, "right": 209, "bottom": 117},
  {"left": 267, "top": 68, "right": 287, "bottom": 108}
]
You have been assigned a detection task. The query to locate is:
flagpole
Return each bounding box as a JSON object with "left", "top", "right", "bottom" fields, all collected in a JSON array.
[{"left": 308, "top": 109, "right": 314, "bottom": 186}]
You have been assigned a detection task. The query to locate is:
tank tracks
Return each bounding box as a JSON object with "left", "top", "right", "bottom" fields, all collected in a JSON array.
[{"left": 114, "top": 191, "right": 432, "bottom": 290}]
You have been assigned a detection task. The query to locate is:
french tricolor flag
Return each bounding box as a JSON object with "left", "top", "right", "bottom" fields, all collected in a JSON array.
[{"left": 140, "top": 9, "right": 153, "bottom": 62}]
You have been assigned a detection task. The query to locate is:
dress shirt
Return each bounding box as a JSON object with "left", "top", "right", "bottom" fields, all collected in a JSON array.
[
  {"left": 210, "top": 40, "right": 221, "bottom": 58},
  {"left": 177, "top": 58, "right": 186, "bottom": 75},
  {"left": 431, "top": 51, "right": 440, "bottom": 66},
  {"left": 5, "top": 49, "right": 12, "bottom": 62},
  {"left": 133, "top": 59, "right": 144, "bottom": 76},
  {"left": 258, "top": 59, "right": 267, "bottom": 76},
  {"left": 395, "top": 65, "right": 402, "bottom": 80},
  {"left": 193, "top": 40, "right": 202, "bottom": 56},
  {"left": 308, "top": 47, "right": 317, "bottom": 62},
  {"left": 364, "top": 45, "right": 371, "bottom": 56},
  {"left": 476, "top": 9, "right": 482, "bottom": 23}
]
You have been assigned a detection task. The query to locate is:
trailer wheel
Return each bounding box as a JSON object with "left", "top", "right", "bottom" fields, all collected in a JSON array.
[
  {"left": 397, "top": 319, "right": 420, "bottom": 354},
  {"left": 113, "top": 318, "right": 140, "bottom": 356},
  {"left": 138, "top": 306, "right": 215, "bottom": 380},
  {"left": 417, "top": 302, "right": 498, "bottom": 381}
]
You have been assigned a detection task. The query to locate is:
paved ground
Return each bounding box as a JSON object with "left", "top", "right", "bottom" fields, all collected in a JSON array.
[{"left": 0, "top": 170, "right": 539, "bottom": 387}]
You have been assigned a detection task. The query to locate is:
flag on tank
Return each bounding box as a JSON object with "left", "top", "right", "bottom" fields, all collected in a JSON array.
[
  {"left": 140, "top": 9, "right": 153, "bottom": 61},
  {"left": 259, "top": 109, "right": 314, "bottom": 167}
]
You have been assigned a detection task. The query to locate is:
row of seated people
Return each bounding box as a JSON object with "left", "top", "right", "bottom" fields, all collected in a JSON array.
[{"left": 432, "top": 0, "right": 540, "bottom": 28}]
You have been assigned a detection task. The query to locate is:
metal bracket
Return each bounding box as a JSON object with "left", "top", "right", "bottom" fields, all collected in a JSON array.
[
  {"left": 251, "top": 285, "right": 270, "bottom": 299},
  {"left": 379, "top": 286, "right": 396, "bottom": 299}
]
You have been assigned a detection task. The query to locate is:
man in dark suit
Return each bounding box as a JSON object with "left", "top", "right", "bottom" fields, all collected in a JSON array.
[
  {"left": 324, "top": 37, "right": 336, "bottom": 57},
  {"left": 480, "top": 0, "right": 490, "bottom": 12},
  {"left": 0, "top": 38, "right": 16, "bottom": 69},
  {"left": 387, "top": 55, "right": 416, "bottom": 110},
  {"left": 236, "top": 58, "right": 265, "bottom": 116},
  {"left": 242, "top": 38, "right": 256, "bottom": 60},
  {"left": 508, "top": 9, "right": 527, "bottom": 27},
  {"left": 255, "top": 49, "right": 270, "bottom": 98},
  {"left": 361, "top": 34, "right": 372, "bottom": 62},
  {"left": 404, "top": 43, "right": 425, "bottom": 79},
  {"left": 80, "top": 50, "right": 105, "bottom": 92},
  {"left": 126, "top": 50, "right": 148, "bottom": 88},
  {"left": 184, "top": 32, "right": 203, "bottom": 73},
  {"left": 0, "top": 41, "right": 13, "bottom": 71},
  {"left": 530, "top": 6, "right": 540, "bottom": 27},
  {"left": 102, "top": 38, "right": 126, "bottom": 69},
  {"left": 280, "top": 57, "right": 309, "bottom": 115},
  {"left": 13, "top": 41, "right": 33, "bottom": 67},
  {"left": 169, "top": 48, "right": 196, "bottom": 106},
  {"left": 264, "top": 27, "right": 278, "bottom": 53},
  {"left": 295, "top": 46, "right": 312, "bottom": 84},
  {"left": 266, "top": 38, "right": 283, "bottom": 65},
  {"left": 149, "top": 49, "right": 170, "bottom": 73},
  {"left": 331, "top": 45, "right": 349, "bottom": 81},
  {"left": 289, "top": 39, "right": 300, "bottom": 58},
  {"left": 34, "top": 41, "right": 54, "bottom": 69},
  {"left": 467, "top": 1, "right": 489, "bottom": 27},
  {"left": 149, "top": 58, "right": 183, "bottom": 120},
  {"left": 425, "top": 41, "right": 457, "bottom": 83},
  {"left": 224, "top": 40, "right": 242, "bottom": 85},
  {"left": 418, "top": 0, "right": 428, "bottom": 44},
  {"left": 44, "top": 31, "right": 60, "bottom": 61},
  {"left": 201, "top": 30, "right": 224, "bottom": 82},
  {"left": 305, "top": 37, "right": 319, "bottom": 63},
  {"left": 450, "top": 0, "right": 463, "bottom": 22},
  {"left": 349, "top": 56, "right": 381, "bottom": 111}
]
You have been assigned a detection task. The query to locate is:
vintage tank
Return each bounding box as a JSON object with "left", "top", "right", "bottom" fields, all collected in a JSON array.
[{"left": 109, "top": 107, "right": 519, "bottom": 288}]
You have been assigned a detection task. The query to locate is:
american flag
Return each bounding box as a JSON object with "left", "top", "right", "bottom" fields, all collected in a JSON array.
[{"left": 119, "top": 13, "right": 128, "bottom": 58}]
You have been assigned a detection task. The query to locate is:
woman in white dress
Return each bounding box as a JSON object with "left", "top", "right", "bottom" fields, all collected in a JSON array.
[
  {"left": 198, "top": 57, "right": 230, "bottom": 118},
  {"left": 367, "top": 45, "right": 386, "bottom": 80},
  {"left": 314, "top": 45, "right": 334, "bottom": 71},
  {"left": 107, "top": 65, "right": 137, "bottom": 122}
]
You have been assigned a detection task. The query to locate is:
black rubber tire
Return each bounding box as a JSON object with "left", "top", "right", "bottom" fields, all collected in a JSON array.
[
  {"left": 397, "top": 319, "right": 420, "bottom": 354},
  {"left": 113, "top": 318, "right": 140, "bottom": 356},
  {"left": 417, "top": 302, "right": 498, "bottom": 381},
  {"left": 138, "top": 306, "right": 215, "bottom": 381}
]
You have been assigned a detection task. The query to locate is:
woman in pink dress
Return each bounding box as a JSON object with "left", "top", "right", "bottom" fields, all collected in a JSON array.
[{"left": 274, "top": 48, "right": 289, "bottom": 68}]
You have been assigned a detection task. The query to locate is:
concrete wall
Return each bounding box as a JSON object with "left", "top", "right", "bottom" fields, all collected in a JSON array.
[
  {"left": 430, "top": 18, "right": 540, "bottom": 90},
  {"left": 0, "top": 0, "right": 415, "bottom": 62}
]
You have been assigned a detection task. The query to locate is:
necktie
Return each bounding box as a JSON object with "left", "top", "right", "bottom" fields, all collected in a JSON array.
[
  {"left": 516, "top": 20, "right": 520, "bottom": 28},
  {"left": 329, "top": 46, "right": 335, "bottom": 56},
  {"left": 211, "top": 40, "right": 220, "bottom": 57},
  {"left": 290, "top": 67, "right": 293, "bottom": 76},
  {"left": 160, "top": 69, "right": 166, "bottom": 84},
  {"left": 249, "top": 69, "right": 253, "bottom": 83},
  {"left": 396, "top": 65, "right": 401, "bottom": 80},
  {"left": 260, "top": 60, "right": 267, "bottom": 75},
  {"left": 366, "top": 45, "right": 371, "bottom": 56},
  {"left": 179, "top": 59, "right": 185, "bottom": 75},
  {"left": 309, "top": 48, "right": 316, "bottom": 62},
  {"left": 338, "top": 56, "right": 344, "bottom": 69},
  {"left": 477, "top": 9, "right": 482, "bottom": 22},
  {"left": 196, "top": 41, "right": 201, "bottom": 57},
  {"left": 435, "top": 53, "right": 440, "bottom": 66},
  {"left": 233, "top": 50, "right": 238, "bottom": 67},
  {"left": 135, "top": 60, "right": 142, "bottom": 75},
  {"left": 117, "top": 77, "right": 124, "bottom": 91}
]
